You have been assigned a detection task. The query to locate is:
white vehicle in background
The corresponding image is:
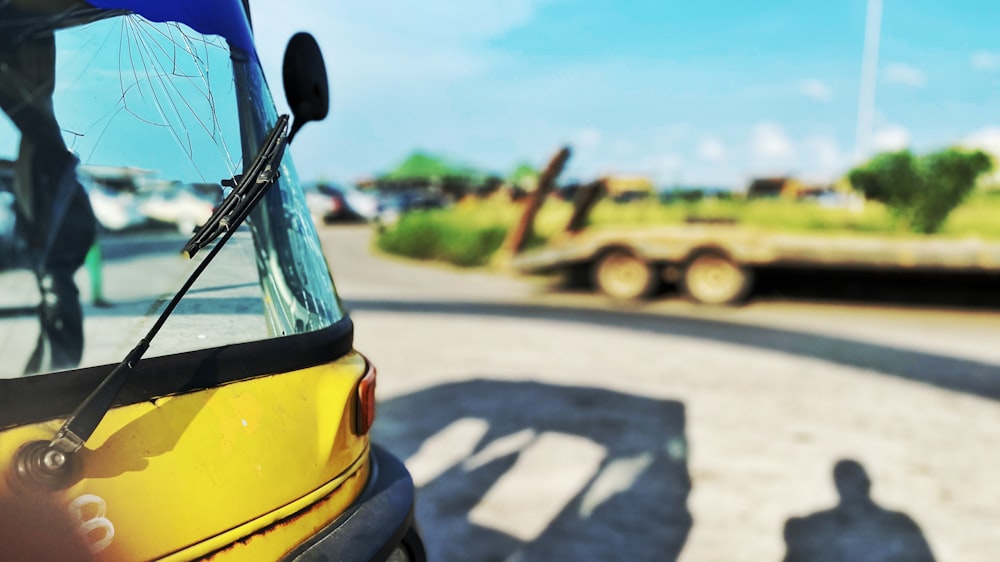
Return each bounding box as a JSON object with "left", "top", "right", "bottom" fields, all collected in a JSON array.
[
  {"left": 304, "top": 182, "right": 345, "bottom": 224},
  {"left": 137, "top": 180, "right": 217, "bottom": 234},
  {"left": 78, "top": 166, "right": 217, "bottom": 233},
  {"left": 340, "top": 183, "right": 380, "bottom": 220},
  {"left": 0, "top": 188, "right": 19, "bottom": 269},
  {"left": 304, "top": 182, "right": 379, "bottom": 224},
  {"left": 83, "top": 181, "right": 146, "bottom": 232},
  {"left": 78, "top": 165, "right": 151, "bottom": 232}
]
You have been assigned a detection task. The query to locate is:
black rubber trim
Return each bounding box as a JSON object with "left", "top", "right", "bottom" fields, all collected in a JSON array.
[
  {"left": 283, "top": 444, "right": 425, "bottom": 562},
  {"left": 0, "top": 316, "right": 354, "bottom": 429}
]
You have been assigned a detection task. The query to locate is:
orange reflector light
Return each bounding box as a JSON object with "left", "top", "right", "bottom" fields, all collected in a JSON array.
[{"left": 354, "top": 361, "right": 377, "bottom": 435}]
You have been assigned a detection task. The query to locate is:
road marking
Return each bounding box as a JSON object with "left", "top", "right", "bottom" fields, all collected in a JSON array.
[
  {"left": 405, "top": 417, "right": 489, "bottom": 488},
  {"left": 579, "top": 451, "right": 654, "bottom": 517},
  {"left": 463, "top": 428, "right": 535, "bottom": 471},
  {"left": 468, "top": 432, "right": 607, "bottom": 542}
]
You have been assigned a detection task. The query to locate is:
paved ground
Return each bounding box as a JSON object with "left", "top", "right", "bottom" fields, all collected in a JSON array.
[
  {"left": 320, "top": 224, "right": 1000, "bottom": 562},
  {"left": 0, "top": 231, "right": 269, "bottom": 376}
]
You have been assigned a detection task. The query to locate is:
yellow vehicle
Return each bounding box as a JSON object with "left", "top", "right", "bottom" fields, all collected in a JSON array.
[{"left": 0, "top": 2, "right": 424, "bottom": 560}]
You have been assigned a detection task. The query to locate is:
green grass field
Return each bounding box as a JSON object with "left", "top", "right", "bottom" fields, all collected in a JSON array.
[{"left": 375, "top": 193, "right": 1000, "bottom": 267}]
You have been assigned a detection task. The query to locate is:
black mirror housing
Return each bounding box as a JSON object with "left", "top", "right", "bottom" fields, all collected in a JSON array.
[{"left": 282, "top": 32, "right": 329, "bottom": 143}]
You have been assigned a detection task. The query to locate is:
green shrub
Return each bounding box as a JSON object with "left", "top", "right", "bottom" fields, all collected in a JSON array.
[
  {"left": 376, "top": 209, "right": 509, "bottom": 267},
  {"left": 848, "top": 148, "right": 994, "bottom": 233},
  {"left": 376, "top": 184, "right": 1000, "bottom": 268}
]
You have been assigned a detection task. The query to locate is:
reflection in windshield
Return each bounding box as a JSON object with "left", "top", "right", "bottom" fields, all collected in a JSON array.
[{"left": 0, "top": 11, "right": 343, "bottom": 379}]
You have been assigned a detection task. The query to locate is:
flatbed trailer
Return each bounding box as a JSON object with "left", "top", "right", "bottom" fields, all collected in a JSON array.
[{"left": 510, "top": 225, "right": 1000, "bottom": 304}]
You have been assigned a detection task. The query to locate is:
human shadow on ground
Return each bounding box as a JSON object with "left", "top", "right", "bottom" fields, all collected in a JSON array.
[
  {"left": 783, "top": 460, "right": 935, "bottom": 562},
  {"left": 375, "top": 379, "right": 691, "bottom": 562},
  {"left": 347, "top": 298, "right": 1000, "bottom": 401}
]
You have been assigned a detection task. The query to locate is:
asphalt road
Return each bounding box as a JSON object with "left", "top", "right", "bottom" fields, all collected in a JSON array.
[{"left": 318, "top": 224, "right": 1000, "bottom": 562}]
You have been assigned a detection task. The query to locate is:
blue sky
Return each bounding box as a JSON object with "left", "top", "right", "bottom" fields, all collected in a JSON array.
[{"left": 62, "top": 1, "right": 1000, "bottom": 188}]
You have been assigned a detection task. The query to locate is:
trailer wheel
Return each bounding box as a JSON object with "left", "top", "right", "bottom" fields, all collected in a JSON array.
[
  {"left": 682, "top": 253, "right": 752, "bottom": 305},
  {"left": 592, "top": 250, "right": 657, "bottom": 300}
]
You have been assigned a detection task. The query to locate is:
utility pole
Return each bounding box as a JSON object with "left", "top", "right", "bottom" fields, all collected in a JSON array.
[{"left": 855, "top": 0, "right": 883, "bottom": 161}]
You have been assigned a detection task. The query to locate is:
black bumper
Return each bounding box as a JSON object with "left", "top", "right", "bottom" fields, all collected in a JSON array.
[{"left": 283, "top": 444, "right": 426, "bottom": 562}]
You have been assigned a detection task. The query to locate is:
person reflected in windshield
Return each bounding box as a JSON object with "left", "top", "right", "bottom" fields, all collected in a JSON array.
[
  {"left": 0, "top": 9, "right": 97, "bottom": 374},
  {"left": 782, "top": 459, "right": 935, "bottom": 562}
]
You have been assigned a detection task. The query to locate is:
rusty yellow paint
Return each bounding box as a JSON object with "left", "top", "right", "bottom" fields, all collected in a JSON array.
[
  {"left": 0, "top": 351, "right": 370, "bottom": 561},
  {"left": 167, "top": 452, "right": 370, "bottom": 561}
]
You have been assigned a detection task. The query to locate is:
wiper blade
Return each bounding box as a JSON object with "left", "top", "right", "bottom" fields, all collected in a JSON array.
[
  {"left": 14, "top": 115, "right": 290, "bottom": 486},
  {"left": 183, "top": 114, "right": 289, "bottom": 258}
]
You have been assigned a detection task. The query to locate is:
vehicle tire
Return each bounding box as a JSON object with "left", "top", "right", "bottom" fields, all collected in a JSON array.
[
  {"left": 592, "top": 249, "right": 657, "bottom": 300},
  {"left": 391, "top": 526, "right": 427, "bottom": 562},
  {"left": 681, "top": 252, "right": 752, "bottom": 305}
]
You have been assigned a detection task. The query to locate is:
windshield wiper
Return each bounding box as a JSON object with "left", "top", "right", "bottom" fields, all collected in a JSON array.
[
  {"left": 183, "top": 115, "right": 289, "bottom": 258},
  {"left": 12, "top": 115, "right": 290, "bottom": 489}
]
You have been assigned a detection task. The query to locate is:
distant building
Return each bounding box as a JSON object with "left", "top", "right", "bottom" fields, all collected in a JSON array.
[
  {"left": 604, "top": 175, "right": 655, "bottom": 202},
  {"left": 660, "top": 185, "right": 733, "bottom": 202},
  {"left": 746, "top": 177, "right": 806, "bottom": 199},
  {"left": 79, "top": 164, "right": 156, "bottom": 194}
]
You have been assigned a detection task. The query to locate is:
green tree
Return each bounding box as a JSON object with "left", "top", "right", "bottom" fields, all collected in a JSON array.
[
  {"left": 383, "top": 151, "right": 482, "bottom": 181},
  {"left": 508, "top": 162, "right": 539, "bottom": 189},
  {"left": 848, "top": 148, "right": 993, "bottom": 233}
]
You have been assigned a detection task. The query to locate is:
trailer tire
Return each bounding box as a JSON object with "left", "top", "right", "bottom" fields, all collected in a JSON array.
[
  {"left": 682, "top": 252, "right": 752, "bottom": 305},
  {"left": 592, "top": 249, "right": 658, "bottom": 300}
]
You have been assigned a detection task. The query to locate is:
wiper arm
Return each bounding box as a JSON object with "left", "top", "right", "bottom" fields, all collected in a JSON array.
[
  {"left": 183, "top": 114, "right": 289, "bottom": 258},
  {"left": 12, "top": 115, "right": 290, "bottom": 490}
]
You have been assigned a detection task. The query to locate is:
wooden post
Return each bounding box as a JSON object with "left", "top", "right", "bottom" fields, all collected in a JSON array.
[
  {"left": 565, "top": 178, "right": 606, "bottom": 234},
  {"left": 504, "top": 146, "right": 571, "bottom": 255}
]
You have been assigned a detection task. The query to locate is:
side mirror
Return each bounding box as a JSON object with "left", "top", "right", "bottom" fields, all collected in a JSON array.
[{"left": 282, "top": 32, "right": 329, "bottom": 143}]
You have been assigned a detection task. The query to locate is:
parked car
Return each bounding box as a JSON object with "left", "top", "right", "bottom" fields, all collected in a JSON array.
[
  {"left": 0, "top": 4, "right": 424, "bottom": 561},
  {"left": 373, "top": 188, "right": 449, "bottom": 226},
  {"left": 0, "top": 184, "right": 20, "bottom": 270},
  {"left": 305, "top": 182, "right": 346, "bottom": 223},
  {"left": 80, "top": 170, "right": 218, "bottom": 234},
  {"left": 336, "top": 183, "right": 381, "bottom": 221},
  {"left": 137, "top": 181, "right": 217, "bottom": 234},
  {"left": 79, "top": 174, "right": 148, "bottom": 232},
  {"left": 306, "top": 182, "right": 380, "bottom": 224}
]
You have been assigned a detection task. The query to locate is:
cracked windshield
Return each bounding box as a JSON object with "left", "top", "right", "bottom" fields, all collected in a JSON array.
[{"left": 0, "top": 11, "right": 340, "bottom": 378}]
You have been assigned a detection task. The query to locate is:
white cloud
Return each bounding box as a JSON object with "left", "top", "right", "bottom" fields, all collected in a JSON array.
[
  {"left": 800, "top": 135, "right": 845, "bottom": 182},
  {"left": 610, "top": 139, "right": 636, "bottom": 157},
  {"left": 651, "top": 124, "right": 696, "bottom": 146},
  {"left": 872, "top": 124, "right": 910, "bottom": 151},
  {"left": 643, "top": 153, "right": 683, "bottom": 183},
  {"left": 963, "top": 127, "right": 1000, "bottom": 155},
  {"left": 251, "top": 1, "right": 543, "bottom": 106},
  {"left": 750, "top": 122, "right": 795, "bottom": 160},
  {"left": 572, "top": 128, "right": 602, "bottom": 151},
  {"left": 357, "top": 0, "right": 538, "bottom": 41},
  {"left": 971, "top": 51, "right": 1000, "bottom": 71},
  {"left": 884, "top": 63, "right": 926, "bottom": 87},
  {"left": 249, "top": 0, "right": 546, "bottom": 179},
  {"left": 567, "top": 128, "right": 603, "bottom": 178},
  {"left": 962, "top": 127, "right": 1000, "bottom": 182},
  {"left": 804, "top": 136, "right": 841, "bottom": 169},
  {"left": 697, "top": 137, "right": 727, "bottom": 162},
  {"left": 798, "top": 79, "right": 832, "bottom": 102}
]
